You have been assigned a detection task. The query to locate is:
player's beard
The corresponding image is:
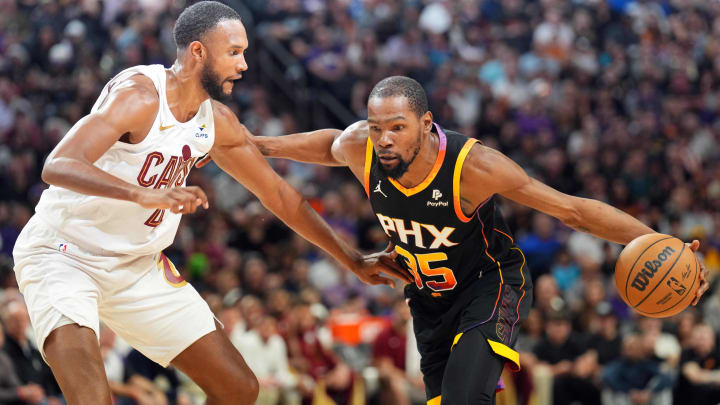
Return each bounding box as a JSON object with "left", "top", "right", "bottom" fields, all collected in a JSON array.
[
  {"left": 200, "top": 60, "right": 227, "bottom": 100},
  {"left": 373, "top": 133, "right": 421, "bottom": 180}
]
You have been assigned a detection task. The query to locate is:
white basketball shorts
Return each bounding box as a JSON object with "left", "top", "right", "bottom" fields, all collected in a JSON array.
[{"left": 12, "top": 215, "right": 217, "bottom": 367}]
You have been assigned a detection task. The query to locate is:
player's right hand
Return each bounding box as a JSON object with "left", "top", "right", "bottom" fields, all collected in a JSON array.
[
  {"left": 134, "top": 186, "right": 209, "bottom": 214},
  {"left": 352, "top": 242, "right": 414, "bottom": 288}
]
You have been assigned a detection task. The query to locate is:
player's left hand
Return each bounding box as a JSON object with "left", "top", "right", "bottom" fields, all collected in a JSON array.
[
  {"left": 688, "top": 240, "right": 710, "bottom": 306},
  {"left": 352, "top": 242, "right": 414, "bottom": 288}
]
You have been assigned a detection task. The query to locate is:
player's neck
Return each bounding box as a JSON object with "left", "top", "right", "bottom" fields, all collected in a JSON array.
[
  {"left": 394, "top": 131, "right": 439, "bottom": 188},
  {"left": 166, "top": 63, "right": 209, "bottom": 123}
]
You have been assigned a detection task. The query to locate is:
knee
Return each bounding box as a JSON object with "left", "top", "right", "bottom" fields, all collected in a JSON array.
[{"left": 206, "top": 367, "right": 259, "bottom": 405}]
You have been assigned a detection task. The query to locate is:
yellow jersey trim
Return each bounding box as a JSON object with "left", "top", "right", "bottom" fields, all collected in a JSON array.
[
  {"left": 487, "top": 339, "right": 521, "bottom": 371},
  {"left": 364, "top": 137, "right": 373, "bottom": 197},
  {"left": 453, "top": 138, "right": 478, "bottom": 222},
  {"left": 427, "top": 395, "right": 442, "bottom": 405},
  {"left": 451, "top": 332, "right": 463, "bottom": 351},
  {"left": 511, "top": 247, "right": 528, "bottom": 338}
]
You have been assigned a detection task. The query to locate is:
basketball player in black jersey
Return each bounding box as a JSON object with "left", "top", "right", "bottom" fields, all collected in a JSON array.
[{"left": 198, "top": 76, "right": 709, "bottom": 404}]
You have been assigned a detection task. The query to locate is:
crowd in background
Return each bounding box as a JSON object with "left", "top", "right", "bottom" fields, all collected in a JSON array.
[{"left": 1, "top": 0, "right": 720, "bottom": 404}]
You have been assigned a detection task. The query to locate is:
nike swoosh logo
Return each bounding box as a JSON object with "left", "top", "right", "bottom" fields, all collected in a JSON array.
[{"left": 159, "top": 124, "right": 175, "bottom": 131}]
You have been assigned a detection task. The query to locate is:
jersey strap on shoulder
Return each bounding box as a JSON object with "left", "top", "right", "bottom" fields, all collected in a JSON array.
[
  {"left": 453, "top": 138, "right": 479, "bottom": 222},
  {"left": 363, "top": 137, "right": 374, "bottom": 197}
]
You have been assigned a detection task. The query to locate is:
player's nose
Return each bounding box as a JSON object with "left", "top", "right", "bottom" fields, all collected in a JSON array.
[
  {"left": 377, "top": 131, "right": 394, "bottom": 148},
  {"left": 236, "top": 55, "right": 248, "bottom": 72}
]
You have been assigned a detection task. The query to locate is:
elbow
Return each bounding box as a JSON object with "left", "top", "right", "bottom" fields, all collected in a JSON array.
[{"left": 559, "top": 199, "right": 583, "bottom": 230}]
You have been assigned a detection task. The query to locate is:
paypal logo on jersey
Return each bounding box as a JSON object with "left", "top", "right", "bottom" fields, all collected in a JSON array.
[{"left": 427, "top": 189, "right": 448, "bottom": 207}]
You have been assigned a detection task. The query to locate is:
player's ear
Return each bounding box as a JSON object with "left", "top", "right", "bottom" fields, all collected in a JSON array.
[
  {"left": 188, "top": 41, "right": 206, "bottom": 62},
  {"left": 421, "top": 111, "right": 433, "bottom": 133}
]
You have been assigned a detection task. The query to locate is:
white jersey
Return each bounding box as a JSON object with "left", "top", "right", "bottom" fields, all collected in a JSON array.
[{"left": 34, "top": 64, "right": 215, "bottom": 256}]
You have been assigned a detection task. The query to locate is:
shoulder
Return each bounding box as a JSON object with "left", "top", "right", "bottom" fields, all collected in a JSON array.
[
  {"left": 96, "top": 74, "right": 159, "bottom": 121},
  {"left": 461, "top": 143, "right": 500, "bottom": 177},
  {"left": 211, "top": 100, "right": 249, "bottom": 146},
  {"left": 335, "top": 120, "right": 370, "bottom": 162},
  {"left": 338, "top": 120, "right": 370, "bottom": 147},
  {"left": 458, "top": 142, "right": 530, "bottom": 202},
  {"left": 210, "top": 99, "right": 236, "bottom": 122},
  {"left": 108, "top": 74, "right": 158, "bottom": 109}
]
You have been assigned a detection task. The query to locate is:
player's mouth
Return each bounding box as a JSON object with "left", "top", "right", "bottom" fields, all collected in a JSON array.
[{"left": 378, "top": 154, "right": 399, "bottom": 165}]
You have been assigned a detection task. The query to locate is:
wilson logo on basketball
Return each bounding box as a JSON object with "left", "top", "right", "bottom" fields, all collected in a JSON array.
[{"left": 631, "top": 246, "right": 676, "bottom": 291}]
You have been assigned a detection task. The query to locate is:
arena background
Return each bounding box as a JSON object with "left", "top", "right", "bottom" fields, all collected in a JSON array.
[{"left": 1, "top": 0, "right": 720, "bottom": 404}]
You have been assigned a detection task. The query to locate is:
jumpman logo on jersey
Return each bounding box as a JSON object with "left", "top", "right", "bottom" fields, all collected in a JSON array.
[{"left": 374, "top": 180, "right": 387, "bottom": 198}]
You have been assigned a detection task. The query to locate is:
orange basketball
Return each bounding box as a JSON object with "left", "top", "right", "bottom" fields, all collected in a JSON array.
[{"left": 614, "top": 233, "right": 699, "bottom": 318}]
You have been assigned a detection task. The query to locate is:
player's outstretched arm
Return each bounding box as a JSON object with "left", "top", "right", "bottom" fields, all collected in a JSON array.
[
  {"left": 196, "top": 120, "right": 371, "bottom": 169},
  {"left": 460, "top": 143, "right": 654, "bottom": 245},
  {"left": 41, "top": 75, "right": 208, "bottom": 214},
  {"left": 210, "top": 103, "right": 411, "bottom": 286},
  {"left": 460, "top": 143, "right": 709, "bottom": 303},
  {"left": 252, "top": 128, "right": 346, "bottom": 166}
]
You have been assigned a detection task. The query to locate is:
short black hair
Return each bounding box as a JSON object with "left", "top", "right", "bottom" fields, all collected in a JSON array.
[
  {"left": 368, "top": 76, "right": 429, "bottom": 117},
  {"left": 173, "top": 1, "right": 241, "bottom": 49}
]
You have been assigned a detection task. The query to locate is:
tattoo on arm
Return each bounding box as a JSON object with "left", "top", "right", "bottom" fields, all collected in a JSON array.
[{"left": 256, "top": 143, "right": 270, "bottom": 156}]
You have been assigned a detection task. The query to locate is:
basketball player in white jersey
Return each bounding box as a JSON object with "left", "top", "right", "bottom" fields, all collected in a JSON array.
[{"left": 11, "top": 2, "right": 412, "bottom": 404}]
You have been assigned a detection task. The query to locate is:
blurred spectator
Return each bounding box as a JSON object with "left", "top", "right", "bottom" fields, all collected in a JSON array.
[
  {"left": 234, "top": 315, "right": 297, "bottom": 405},
  {"left": 2, "top": 0, "right": 720, "bottom": 402},
  {"left": 602, "top": 333, "right": 674, "bottom": 405},
  {"left": 1, "top": 300, "right": 61, "bottom": 402},
  {"left": 286, "top": 303, "right": 359, "bottom": 405},
  {"left": 371, "top": 299, "right": 424, "bottom": 405},
  {"left": 120, "top": 349, "right": 179, "bottom": 405},
  {"left": 0, "top": 320, "right": 45, "bottom": 405},
  {"left": 517, "top": 213, "right": 562, "bottom": 278},
  {"left": 534, "top": 274, "right": 563, "bottom": 316},
  {"left": 532, "top": 310, "right": 600, "bottom": 405},
  {"left": 586, "top": 302, "right": 623, "bottom": 368},
  {"left": 675, "top": 324, "right": 720, "bottom": 404}
]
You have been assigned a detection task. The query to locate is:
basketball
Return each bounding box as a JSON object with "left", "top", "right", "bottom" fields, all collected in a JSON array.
[{"left": 615, "top": 233, "right": 699, "bottom": 318}]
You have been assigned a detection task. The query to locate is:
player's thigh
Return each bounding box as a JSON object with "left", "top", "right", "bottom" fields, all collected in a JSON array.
[
  {"left": 14, "top": 241, "right": 109, "bottom": 403},
  {"left": 45, "top": 323, "right": 112, "bottom": 405},
  {"left": 441, "top": 327, "right": 505, "bottom": 405},
  {"left": 99, "top": 254, "right": 217, "bottom": 367}
]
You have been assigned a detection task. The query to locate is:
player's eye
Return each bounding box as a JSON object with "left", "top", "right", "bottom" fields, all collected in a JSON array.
[
  {"left": 371, "top": 126, "right": 380, "bottom": 132},
  {"left": 231, "top": 50, "right": 239, "bottom": 56},
  {"left": 393, "top": 125, "right": 404, "bottom": 131}
]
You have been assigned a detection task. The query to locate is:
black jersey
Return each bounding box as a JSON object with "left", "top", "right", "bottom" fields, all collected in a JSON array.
[{"left": 364, "top": 123, "right": 527, "bottom": 302}]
